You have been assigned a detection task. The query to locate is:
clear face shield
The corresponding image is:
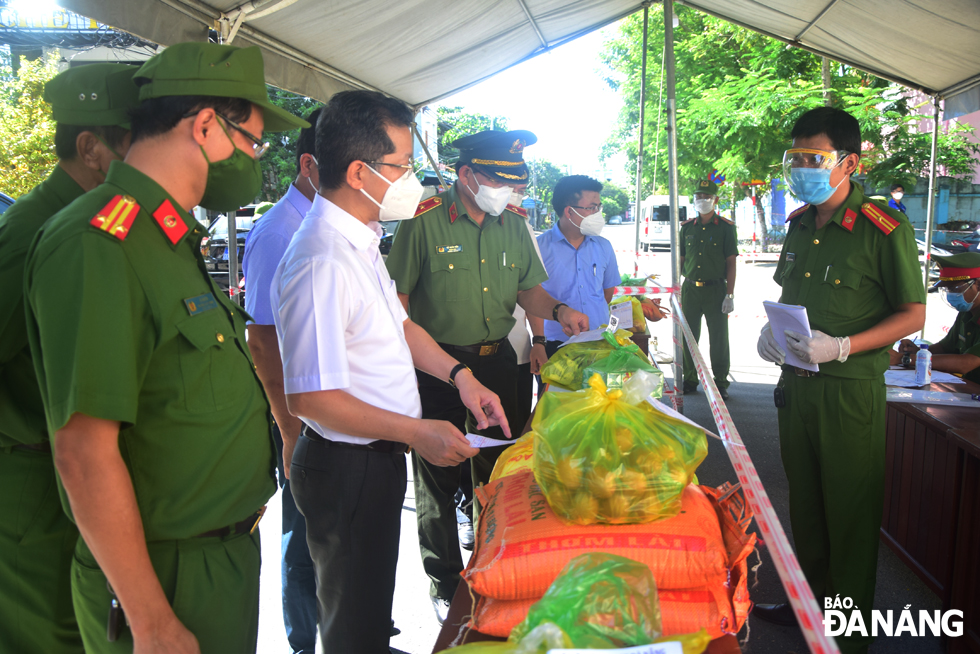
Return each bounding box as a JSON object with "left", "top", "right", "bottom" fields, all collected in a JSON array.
[
  {"left": 781, "top": 148, "right": 849, "bottom": 180},
  {"left": 940, "top": 279, "right": 977, "bottom": 312}
]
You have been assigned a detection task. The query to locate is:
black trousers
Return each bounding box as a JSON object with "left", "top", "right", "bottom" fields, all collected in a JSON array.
[
  {"left": 414, "top": 340, "right": 520, "bottom": 599},
  {"left": 290, "top": 433, "right": 406, "bottom": 654}
]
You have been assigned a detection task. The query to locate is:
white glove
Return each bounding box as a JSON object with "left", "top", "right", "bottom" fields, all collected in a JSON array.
[
  {"left": 785, "top": 330, "right": 850, "bottom": 364},
  {"left": 721, "top": 295, "right": 734, "bottom": 314},
  {"left": 757, "top": 322, "right": 786, "bottom": 365}
]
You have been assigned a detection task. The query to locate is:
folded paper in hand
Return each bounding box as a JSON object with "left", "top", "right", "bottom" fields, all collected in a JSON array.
[{"left": 763, "top": 300, "right": 817, "bottom": 372}]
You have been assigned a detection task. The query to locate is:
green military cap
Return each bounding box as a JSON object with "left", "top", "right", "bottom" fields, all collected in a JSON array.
[
  {"left": 43, "top": 63, "right": 140, "bottom": 128},
  {"left": 932, "top": 252, "right": 980, "bottom": 287},
  {"left": 693, "top": 179, "right": 718, "bottom": 195},
  {"left": 134, "top": 42, "right": 309, "bottom": 132},
  {"left": 452, "top": 129, "right": 537, "bottom": 183}
]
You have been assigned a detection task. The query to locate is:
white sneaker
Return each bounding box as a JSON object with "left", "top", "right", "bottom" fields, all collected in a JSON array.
[
  {"left": 458, "top": 520, "right": 475, "bottom": 551},
  {"left": 431, "top": 596, "right": 451, "bottom": 625}
]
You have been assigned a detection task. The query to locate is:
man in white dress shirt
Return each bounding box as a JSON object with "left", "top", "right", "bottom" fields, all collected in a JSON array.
[{"left": 271, "top": 90, "right": 510, "bottom": 653}]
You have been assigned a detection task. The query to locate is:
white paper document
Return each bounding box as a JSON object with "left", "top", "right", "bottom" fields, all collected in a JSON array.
[
  {"left": 610, "top": 301, "right": 634, "bottom": 330},
  {"left": 886, "top": 388, "right": 980, "bottom": 407},
  {"left": 762, "top": 300, "right": 817, "bottom": 372},
  {"left": 465, "top": 433, "right": 514, "bottom": 448},
  {"left": 884, "top": 369, "right": 965, "bottom": 387},
  {"left": 560, "top": 328, "right": 608, "bottom": 346}
]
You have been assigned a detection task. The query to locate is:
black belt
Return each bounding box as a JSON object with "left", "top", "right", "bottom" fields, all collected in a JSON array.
[
  {"left": 12, "top": 442, "right": 51, "bottom": 453},
  {"left": 782, "top": 364, "right": 820, "bottom": 378},
  {"left": 301, "top": 425, "right": 408, "bottom": 454},
  {"left": 439, "top": 338, "right": 506, "bottom": 357},
  {"left": 688, "top": 278, "right": 725, "bottom": 287},
  {"left": 195, "top": 507, "right": 265, "bottom": 539}
]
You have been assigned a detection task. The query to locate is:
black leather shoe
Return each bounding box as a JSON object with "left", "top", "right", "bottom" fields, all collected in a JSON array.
[
  {"left": 390, "top": 619, "right": 400, "bottom": 637},
  {"left": 752, "top": 602, "right": 798, "bottom": 627},
  {"left": 683, "top": 382, "right": 698, "bottom": 394},
  {"left": 718, "top": 387, "right": 729, "bottom": 400}
]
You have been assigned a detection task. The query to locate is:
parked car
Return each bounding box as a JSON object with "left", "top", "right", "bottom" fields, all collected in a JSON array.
[
  {"left": 201, "top": 205, "right": 265, "bottom": 304},
  {"left": 607, "top": 215, "right": 624, "bottom": 225},
  {"left": 0, "top": 191, "right": 14, "bottom": 215}
]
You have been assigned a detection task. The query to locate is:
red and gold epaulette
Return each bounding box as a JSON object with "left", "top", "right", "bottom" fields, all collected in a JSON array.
[
  {"left": 861, "top": 202, "right": 899, "bottom": 235},
  {"left": 786, "top": 204, "right": 809, "bottom": 223},
  {"left": 681, "top": 218, "right": 696, "bottom": 226},
  {"left": 89, "top": 194, "right": 139, "bottom": 241},
  {"left": 718, "top": 215, "right": 735, "bottom": 225},
  {"left": 506, "top": 204, "right": 528, "bottom": 218},
  {"left": 414, "top": 196, "right": 442, "bottom": 218},
  {"left": 153, "top": 199, "right": 188, "bottom": 245}
]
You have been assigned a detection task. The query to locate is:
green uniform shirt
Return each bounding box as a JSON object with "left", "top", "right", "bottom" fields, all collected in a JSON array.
[
  {"left": 935, "top": 312, "right": 980, "bottom": 385},
  {"left": 385, "top": 183, "right": 548, "bottom": 345},
  {"left": 774, "top": 183, "right": 925, "bottom": 379},
  {"left": 25, "top": 161, "right": 276, "bottom": 540},
  {"left": 680, "top": 213, "right": 738, "bottom": 280},
  {"left": 0, "top": 165, "right": 85, "bottom": 447}
]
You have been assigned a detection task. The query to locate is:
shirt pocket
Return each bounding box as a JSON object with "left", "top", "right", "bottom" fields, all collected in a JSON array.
[
  {"left": 497, "top": 251, "right": 524, "bottom": 298},
  {"left": 429, "top": 256, "right": 470, "bottom": 302},
  {"left": 818, "top": 266, "right": 864, "bottom": 317},
  {"left": 175, "top": 312, "right": 239, "bottom": 414}
]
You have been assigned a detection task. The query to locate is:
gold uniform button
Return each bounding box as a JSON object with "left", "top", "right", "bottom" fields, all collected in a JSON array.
[
  {"left": 483, "top": 287, "right": 488, "bottom": 292},
  {"left": 813, "top": 239, "right": 820, "bottom": 245},
  {"left": 486, "top": 318, "right": 490, "bottom": 322},
  {"left": 449, "top": 264, "right": 454, "bottom": 270},
  {"left": 481, "top": 258, "right": 485, "bottom": 263},
  {"left": 835, "top": 279, "right": 841, "bottom": 285},
  {"left": 804, "top": 272, "right": 811, "bottom": 278},
  {"left": 216, "top": 333, "right": 225, "bottom": 343}
]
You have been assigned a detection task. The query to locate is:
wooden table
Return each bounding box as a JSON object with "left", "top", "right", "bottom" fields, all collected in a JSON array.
[{"left": 883, "top": 380, "right": 980, "bottom": 652}]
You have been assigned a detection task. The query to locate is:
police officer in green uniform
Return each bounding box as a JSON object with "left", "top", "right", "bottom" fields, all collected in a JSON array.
[
  {"left": 679, "top": 179, "right": 738, "bottom": 400},
  {"left": 755, "top": 107, "right": 925, "bottom": 654},
  {"left": 24, "top": 43, "right": 308, "bottom": 653},
  {"left": 891, "top": 252, "right": 980, "bottom": 382},
  {"left": 385, "top": 130, "right": 589, "bottom": 622},
  {"left": 0, "top": 63, "right": 138, "bottom": 654}
]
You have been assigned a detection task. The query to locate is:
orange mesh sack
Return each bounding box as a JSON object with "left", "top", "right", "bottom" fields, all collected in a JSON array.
[
  {"left": 532, "top": 375, "right": 707, "bottom": 525},
  {"left": 465, "top": 471, "right": 728, "bottom": 601},
  {"left": 489, "top": 432, "right": 536, "bottom": 483}
]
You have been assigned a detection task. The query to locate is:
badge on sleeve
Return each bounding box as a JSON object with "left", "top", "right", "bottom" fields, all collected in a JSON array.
[
  {"left": 90, "top": 195, "right": 139, "bottom": 241},
  {"left": 184, "top": 293, "right": 218, "bottom": 316}
]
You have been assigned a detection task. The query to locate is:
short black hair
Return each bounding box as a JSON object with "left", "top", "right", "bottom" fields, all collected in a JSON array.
[
  {"left": 128, "top": 95, "right": 252, "bottom": 142},
  {"left": 790, "top": 107, "right": 862, "bottom": 156},
  {"left": 53, "top": 124, "right": 130, "bottom": 160},
  {"left": 889, "top": 183, "right": 905, "bottom": 193},
  {"left": 315, "top": 90, "right": 414, "bottom": 190},
  {"left": 552, "top": 175, "right": 603, "bottom": 216},
  {"left": 295, "top": 106, "right": 321, "bottom": 176}
]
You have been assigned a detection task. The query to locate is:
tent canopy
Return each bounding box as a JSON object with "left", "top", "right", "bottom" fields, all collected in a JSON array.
[{"left": 61, "top": 0, "right": 980, "bottom": 114}]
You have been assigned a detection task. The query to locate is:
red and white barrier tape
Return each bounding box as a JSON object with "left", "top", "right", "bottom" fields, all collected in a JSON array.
[
  {"left": 612, "top": 285, "right": 679, "bottom": 297},
  {"left": 669, "top": 293, "right": 839, "bottom": 654}
]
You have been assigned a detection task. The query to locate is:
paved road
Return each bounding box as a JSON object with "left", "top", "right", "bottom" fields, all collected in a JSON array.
[{"left": 255, "top": 223, "right": 952, "bottom": 653}]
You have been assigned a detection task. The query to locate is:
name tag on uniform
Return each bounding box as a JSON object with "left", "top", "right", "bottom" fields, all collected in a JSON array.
[
  {"left": 184, "top": 292, "right": 218, "bottom": 316},
  {"left": 437, "top": 244, "right": 462, "bottom": 254},
  {"left": 786, "top": 253, "right": 796, "bottom": 262}
]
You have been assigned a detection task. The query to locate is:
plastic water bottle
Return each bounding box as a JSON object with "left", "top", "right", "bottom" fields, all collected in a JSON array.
[{"left": 915, "top": 344, "right": 932, "bottom": 386}]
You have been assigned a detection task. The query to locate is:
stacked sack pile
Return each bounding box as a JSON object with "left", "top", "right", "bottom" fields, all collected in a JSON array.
[{"left": 463, "top": 372, "right": 757, "bottom": 641}]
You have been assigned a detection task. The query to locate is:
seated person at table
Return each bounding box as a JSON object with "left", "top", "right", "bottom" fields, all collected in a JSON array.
[
  {"left": 529, "top": 175, "right": 620, "bottom": 373},
  {"left": 890, "top": 252, "right": 980, "bottom": 383}
]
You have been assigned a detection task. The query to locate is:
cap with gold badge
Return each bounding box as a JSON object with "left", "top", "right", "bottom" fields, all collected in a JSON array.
[
  {"left": 452, "top": 129, "right": 537, "bottom": 183},
  {"left": 42, "top": 63, "right": 140, "bottom": 128},
  {"left": 133, "top": 42, "right": 309, "bottom": 132},
  {"left": 693, "top": 179, "right": 718, "bottom": 196}
]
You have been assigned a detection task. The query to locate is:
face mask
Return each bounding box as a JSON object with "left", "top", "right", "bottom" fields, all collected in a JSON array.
[
  {"left": 787, "top": 163, "right": 847, "bottom": 206},
  {"left": 571, "top": 207, "right": 605, "bottom": 236},
  {"left": 199, "top": 121, "right": 263, "bottom": 211},
  {"left": 892, "top": 192, "right": 904, "bottom": 201},
  {"left": 945, "top": 284, "right": 976, "bottom": 312},
  {"left": 694, "top": 198, "right": 715, "bottom": 215},
  {"left": 361, "top": 164, "right": 424, "bottom": 220},
  {"left": 509, "top": 190, "right": 524, "bottom": 208},
  {"left": 465, "top": 173, "right": 512, "bottom": 216}
]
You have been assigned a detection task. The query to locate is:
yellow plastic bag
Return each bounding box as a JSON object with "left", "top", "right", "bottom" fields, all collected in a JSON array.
[
  {"left": 532, "top": 375, "right": 708, "bottom": 525},
  {"left": 489, "top": 432, "right": 536, "bottom": 483},
  {"left": 539, "top": 329, "right": 635, "bottom": 391}
]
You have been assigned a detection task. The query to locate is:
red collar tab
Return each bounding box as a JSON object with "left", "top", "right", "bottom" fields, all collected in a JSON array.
[
  {"left": 713, "top": 216, "right": 718, "bottom": 225},
  {"left": 786, "top": 204, "right": 809, "bottom": 223},
  {"left": 90, "top": 195, "right": 139, "bottom": 241},
  {"left": 449, "top": 202, "right": 458, "bottom": 224},
  {"left": 861, "top": 202, "right": 899, "bottom": 235},
  {"left": 152, "top": 199, "right": 188, "bottom": 245},
  {"left": 841, "top": 208, "right": 857, "bottom": 232}
]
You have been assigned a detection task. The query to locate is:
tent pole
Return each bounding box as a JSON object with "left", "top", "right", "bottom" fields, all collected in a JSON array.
[
  {"left": 664, "top": 0, "right": 683, "bottom": 406},
  {"left": 921, "top": 95, "right": 940, "bottom": 338},
  {"left": 633, "top": 2, "right": 650, "bottom": 276},
  {"left": 411, "top": 120, "right": 447, "bottom": 189}
]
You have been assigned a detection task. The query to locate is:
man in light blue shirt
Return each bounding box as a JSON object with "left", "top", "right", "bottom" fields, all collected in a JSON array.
[
  {"left": 529, "top": 175, "right": 620, "bottom": 371},
  {"left": 242, "top": 107, "right": 320, "bottom": 654}
]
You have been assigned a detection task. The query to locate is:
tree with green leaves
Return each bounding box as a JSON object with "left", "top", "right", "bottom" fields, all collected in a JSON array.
[
  {"left": 436, "top": 105, "right": 508, "bottom": 164},
  {"left": 600, "top": 182, "right": 630, "bottom": 220},
  {"left": 258, "top": 87, "right": 319, "bottom": 201},
  {"left": 0, "top": 52, "right": 59, "bottom": 198}
]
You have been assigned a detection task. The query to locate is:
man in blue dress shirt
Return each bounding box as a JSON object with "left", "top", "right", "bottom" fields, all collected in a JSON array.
[
  {"left": 529, "top": 175, "right": 620, "bottom": 369},
  {"left": 242, "top": 107, "right": 320, "bottom": 654}
]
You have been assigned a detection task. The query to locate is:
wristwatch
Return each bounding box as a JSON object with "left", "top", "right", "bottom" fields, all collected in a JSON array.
[
  {"left": 726, "top": 294, "right": 734, "bottom": 299},
  {"left": 901, "top": 352, "right": 912, "bottom": 367},
  {"left": 552, "top": 302, "right": 568, "bottom": 321},
  {"left": 448, "top": 363, "right": 471, "bottom": 388},
  {"left": 532, "top": 335, "right": 547, "bottom": 346}
]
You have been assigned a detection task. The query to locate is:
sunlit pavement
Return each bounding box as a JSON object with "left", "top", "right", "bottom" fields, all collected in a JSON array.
[{"left": 255, "top": 224, "right": 950, "bottom": 653}]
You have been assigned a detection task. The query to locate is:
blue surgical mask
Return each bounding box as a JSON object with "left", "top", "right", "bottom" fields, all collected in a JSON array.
[
  {"left": 787, "top": 166, "right": 846, "bottom": 205},
  {"left": 946, "top": 291, "right": 975, "bottom": 312}
]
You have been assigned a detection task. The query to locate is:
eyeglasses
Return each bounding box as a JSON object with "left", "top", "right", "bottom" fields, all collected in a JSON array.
[
  {"left": 571, "top": 203, "right": 602, "bottom": 214},
  {"left": 183, "top": 110, "right": 270, "bottom": 158},
  {"left": 365, "top": 161, "right": 413, "bottom": 171}
]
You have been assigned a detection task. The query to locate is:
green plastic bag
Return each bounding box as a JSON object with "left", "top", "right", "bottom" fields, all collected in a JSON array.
[
  {"left": 532, "top": 375, "right": 708, "bottom": 525},
  {"left": 510, "top": 553, "right": 662, "bottom": 647},
  {"left": 582, "top": 331, "right": 663, "bottom": 393},
  {"left": 539, "top": 329, "right": 635, "bottom": 391}
]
